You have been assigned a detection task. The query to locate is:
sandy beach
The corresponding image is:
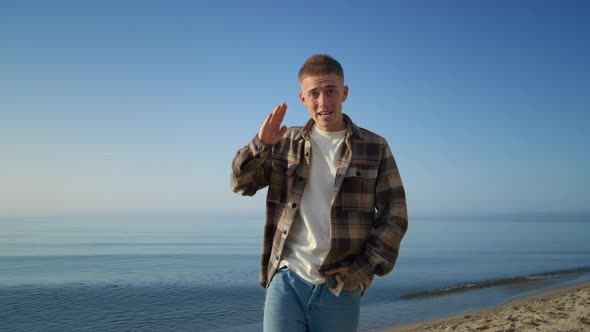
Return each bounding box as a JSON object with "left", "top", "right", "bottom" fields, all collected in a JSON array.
[{"left": 381, "top": 280, "right": 590, "bottom": 332}]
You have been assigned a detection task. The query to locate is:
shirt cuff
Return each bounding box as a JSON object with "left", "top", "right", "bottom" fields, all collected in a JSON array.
[
  {"left": 350, "top": 255, "right": 374, "bottom": 282},
  {"left": 249, "top": 134, "right": 271, "bottom": 157}
]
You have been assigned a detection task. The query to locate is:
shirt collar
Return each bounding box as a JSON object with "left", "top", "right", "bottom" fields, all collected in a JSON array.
[{"left": 296, "top": 114, "right": 364, "bottom": 141}]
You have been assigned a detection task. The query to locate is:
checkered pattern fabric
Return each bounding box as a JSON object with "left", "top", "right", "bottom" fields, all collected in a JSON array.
[{"left": 231, "top": 114, "right": 408, "bottom": 296}]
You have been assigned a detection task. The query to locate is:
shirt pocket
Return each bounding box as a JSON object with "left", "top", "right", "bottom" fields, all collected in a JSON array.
[
  {"left": 340, "top": 166, "right": 378, "bottom": 213},
  {"left": 267, "top": 157, "right": 298, "bottom": 205},
  {"left": 271, "top": 158, "right": 297, "bottom": 177}
]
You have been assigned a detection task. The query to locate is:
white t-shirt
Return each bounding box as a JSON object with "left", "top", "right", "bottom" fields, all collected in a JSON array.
[{"left": 281, "top": 125, "right": 346, "bottom": 284}]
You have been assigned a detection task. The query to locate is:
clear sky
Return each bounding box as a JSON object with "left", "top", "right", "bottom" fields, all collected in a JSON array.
[{"left": 1, "top": 0, "right": 588, "bottom": 218}]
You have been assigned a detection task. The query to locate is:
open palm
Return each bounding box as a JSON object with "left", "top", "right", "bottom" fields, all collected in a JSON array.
[{"left": 258, "top": 102, "right": 288, "bottom": 146}]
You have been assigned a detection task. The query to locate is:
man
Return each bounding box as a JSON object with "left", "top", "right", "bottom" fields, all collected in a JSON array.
[{"left": 231, "top": 54, "right": 408, "bottom": 331}]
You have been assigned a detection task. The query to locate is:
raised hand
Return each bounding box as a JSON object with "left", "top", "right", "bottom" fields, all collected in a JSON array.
[{"left": 258, "top": 102, "right": 288, "bottom": 146}]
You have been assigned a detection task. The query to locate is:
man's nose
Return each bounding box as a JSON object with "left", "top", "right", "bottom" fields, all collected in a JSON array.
[{"left": 317, "top": 92, "right": 328, "bottom": 107}]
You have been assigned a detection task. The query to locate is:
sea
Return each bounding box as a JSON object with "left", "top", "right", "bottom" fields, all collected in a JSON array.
[{"left": 1, "top": 214, "right": 589, "bottom": 332}]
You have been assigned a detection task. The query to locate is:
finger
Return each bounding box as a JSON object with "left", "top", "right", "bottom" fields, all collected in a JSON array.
[
  {"left": 273, "top": 103, "right": 283, "bottom": 116},
  {"left": 279, "top": 102, "right": 287, "bottom": 112},
  {"left": 270, "top": 103, "right": 286, "bottom": 128},
  {"left": 275, "top": 103, "right": 287, "bottom": 125},
  {"left": 263, "top": 104, "right": 280, "bottom": 127},
  {"left": 262, "top": 111, "right": 273, "bottom": 128}
]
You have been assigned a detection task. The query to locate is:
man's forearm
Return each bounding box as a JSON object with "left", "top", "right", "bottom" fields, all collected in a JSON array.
[
  {"left": 350, "top": 204, "right": 407, "bottom": 280},
  {"left": 351, "top": 142, "right": 408, "bottom": 281},
  {"left": 230, "top": 134, "right": 272, "bottom": 196}
]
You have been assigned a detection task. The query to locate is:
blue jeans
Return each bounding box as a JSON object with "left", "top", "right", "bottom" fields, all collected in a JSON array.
[{"left": 263, "top": 266, "right": 361, "bottom": 332}]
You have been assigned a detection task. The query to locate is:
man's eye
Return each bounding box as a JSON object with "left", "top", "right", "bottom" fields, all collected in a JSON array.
[{"left": 327, "top": 89, "right": 335, "bottom": 96}]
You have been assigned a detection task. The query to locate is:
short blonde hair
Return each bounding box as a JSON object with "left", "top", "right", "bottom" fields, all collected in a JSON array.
[{"left": 298, "top": 54, "right": 344, "bottom": 82}]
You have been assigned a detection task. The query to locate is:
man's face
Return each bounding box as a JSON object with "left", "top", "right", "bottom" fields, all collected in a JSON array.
[{"left": 299, "top": 73, "right": 348, "bottom": 132}]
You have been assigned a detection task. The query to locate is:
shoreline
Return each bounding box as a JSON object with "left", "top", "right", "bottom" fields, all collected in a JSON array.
[
  {"left": 380, "top": 279, "right": 590, "bottom": 332},
  {"left": 400, "top": 266, "right": 590, "bottom": 300}
]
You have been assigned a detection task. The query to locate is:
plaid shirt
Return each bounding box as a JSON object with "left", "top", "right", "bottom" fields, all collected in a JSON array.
[{"left": 231, "top": 114, "right": 408, "bottom": 296}]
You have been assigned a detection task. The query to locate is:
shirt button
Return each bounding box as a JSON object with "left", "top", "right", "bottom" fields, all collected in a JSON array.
[
  {"left": 291, "top": 202, "right": 297, "bottom": 208},
  {"left": 275, "top": 255, "right": 280, "bottom": 260},
  {"left": 283, "top": 229, "right": 288, "bottom": 235},
  {"left": 305, "top": 152, "right": 310, "bottom": 157},
  {"left": 356, "top": 170, "right": 361, "bottom": 176}
]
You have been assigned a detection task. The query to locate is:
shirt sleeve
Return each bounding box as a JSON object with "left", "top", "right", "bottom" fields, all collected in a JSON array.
[
  {"left": 350, "top": 141, "right": 408, "bottom": 281},
  {"left": 230, "top": 134, "right": 273, "bottom": 196}
]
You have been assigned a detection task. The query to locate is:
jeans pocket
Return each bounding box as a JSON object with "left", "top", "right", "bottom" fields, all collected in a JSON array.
[{"left": 340, "top": 286, "right": 361, "bottom": 296}]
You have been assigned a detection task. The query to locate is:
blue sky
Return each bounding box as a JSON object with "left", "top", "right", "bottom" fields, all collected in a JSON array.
[{"left": 1, "top": 0, "right": 588, "bottom": 218}]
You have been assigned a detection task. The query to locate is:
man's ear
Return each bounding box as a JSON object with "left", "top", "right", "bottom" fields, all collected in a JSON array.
[
  {"left": 299, "top": 92, "right": 306, "bottom": 104},
  {"left": 342, "top": 85, "right": 349, "bottom": 102}
]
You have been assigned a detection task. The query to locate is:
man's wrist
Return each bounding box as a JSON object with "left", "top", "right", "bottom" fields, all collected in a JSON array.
[
  {"left": 253, "top": 134, "right": 271, "bottom": 151},
  {"left": 250, "top": 134, "right": 272, "bottom": 155}
]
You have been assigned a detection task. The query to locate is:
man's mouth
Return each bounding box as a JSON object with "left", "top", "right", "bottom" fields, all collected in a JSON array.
[{"left": 318, "top": 111, "right": 332, "bottom": 117}]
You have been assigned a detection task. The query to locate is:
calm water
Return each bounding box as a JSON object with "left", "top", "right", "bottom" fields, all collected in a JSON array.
[{"left": 1, "top": 214, "right": 589, "bottom": 331}]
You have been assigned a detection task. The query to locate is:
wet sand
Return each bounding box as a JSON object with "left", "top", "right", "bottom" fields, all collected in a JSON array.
[{"left": 381, "top": 280, "right": 590, "bottom": 332}]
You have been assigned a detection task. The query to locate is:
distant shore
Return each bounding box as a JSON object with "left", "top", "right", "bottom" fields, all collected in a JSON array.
[{"left": 380, "top": 280, "right": 590, "bottom": 332}]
